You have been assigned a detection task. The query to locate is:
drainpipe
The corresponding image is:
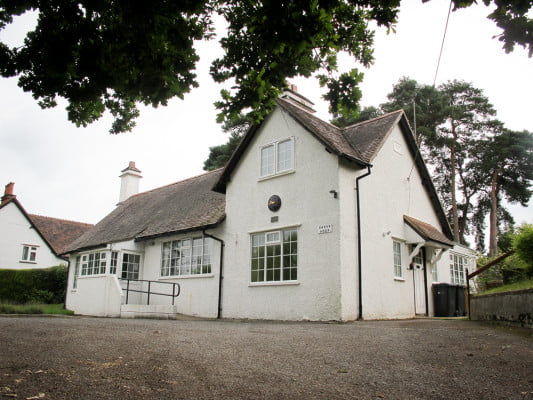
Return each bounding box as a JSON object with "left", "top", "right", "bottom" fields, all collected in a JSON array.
[
  {"left": 356, "top": 165, "right": 372, "bottom": 320},
  {"left": 203, "top": 231, "right": 225, "bottom": 319}
]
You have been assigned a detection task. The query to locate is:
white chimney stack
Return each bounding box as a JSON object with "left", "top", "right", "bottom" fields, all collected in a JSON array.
[
  {"left": 280, "top": 84, "right": 316, "bottom": 113},
  {"left": 118, "top": 161, "right": 142, "bottom": 205}
]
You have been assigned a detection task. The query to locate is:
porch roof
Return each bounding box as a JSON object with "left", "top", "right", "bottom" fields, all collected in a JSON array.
[{"left": 403, "top": 215, "right": 454, "bottom": 247}]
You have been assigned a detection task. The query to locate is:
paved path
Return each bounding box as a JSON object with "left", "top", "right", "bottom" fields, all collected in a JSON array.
[{"left": 0, "top": 317, "right": 532, "bottom": 399}]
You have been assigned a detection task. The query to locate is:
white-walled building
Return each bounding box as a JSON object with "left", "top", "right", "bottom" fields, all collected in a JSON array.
[
  {"left": 64, "top": 91, "right": 476, "bottom": 320},
  {"left": 0, "top": 183, "right": 93, "bottom": 269}
]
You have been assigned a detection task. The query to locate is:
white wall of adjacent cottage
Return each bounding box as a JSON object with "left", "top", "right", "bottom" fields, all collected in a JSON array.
[{"left": 0, "top": 202, "right": 66, "bottom": 269}]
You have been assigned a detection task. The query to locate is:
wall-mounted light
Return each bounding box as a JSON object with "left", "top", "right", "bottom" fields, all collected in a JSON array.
[{"left": 329, "top": 190, "right": 338, "bottom": 199}]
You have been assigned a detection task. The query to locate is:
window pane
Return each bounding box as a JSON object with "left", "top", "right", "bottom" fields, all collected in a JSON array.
[
  {"left": 261, "top": 145, "right": 275, "bottom": 176},
  {"left": 277, "top": 139, "right": 293, "bottom": 171},
  {"left": 22, "top": 246, "right": 29, "bottom": 260}
]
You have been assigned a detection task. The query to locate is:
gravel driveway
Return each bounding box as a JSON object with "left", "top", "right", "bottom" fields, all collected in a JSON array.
[{"left": 0, "top": 316, "right": 532, "bottom": 399}]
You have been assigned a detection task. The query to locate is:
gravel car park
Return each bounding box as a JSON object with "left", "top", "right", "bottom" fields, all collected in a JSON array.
[{"left": 0, "top": 316, "right": 532, "bottom": 399}]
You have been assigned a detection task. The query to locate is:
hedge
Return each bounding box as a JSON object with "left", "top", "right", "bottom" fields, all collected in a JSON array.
[{"left": 0, "top": 265, "right": 68, "bottom": 304}]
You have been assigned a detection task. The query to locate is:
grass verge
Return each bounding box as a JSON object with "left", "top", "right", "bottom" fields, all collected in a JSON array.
[
  {"left": 0, "top": 302, "right": 74, "bottom": 315},
  {"left": 477, "top": 279, "right": 533, "bottom": 296}
]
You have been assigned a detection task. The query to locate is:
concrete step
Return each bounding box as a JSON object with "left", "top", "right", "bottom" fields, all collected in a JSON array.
[{"left": 120, "top": 304, "right": 178, "bottom": 319}]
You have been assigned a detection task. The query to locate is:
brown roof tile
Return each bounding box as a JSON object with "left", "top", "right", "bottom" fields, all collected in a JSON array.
[
  {"left": 404, "top": 215, "right": 454, "bottom": 246},
  {"left": 28, "top": 215, "right": 93, "bottom": 255},
  {"left": 64, "top": 169, "right": 226, "bottom": 253}
]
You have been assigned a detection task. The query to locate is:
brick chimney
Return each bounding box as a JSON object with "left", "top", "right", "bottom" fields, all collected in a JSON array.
[
  {"left": 1, "top": 182, "right": 16, "bottom": 206},
  {"left": 280, "top": 84, "right": 316, "bottom": 113},
  {"left": 118, "top": 162, "right": 142, "bottom": 205}
]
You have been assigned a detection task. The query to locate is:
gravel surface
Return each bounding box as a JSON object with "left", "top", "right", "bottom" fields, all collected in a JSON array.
[{"left": 0, "top": 316, "right": 532, "bottom": 399}]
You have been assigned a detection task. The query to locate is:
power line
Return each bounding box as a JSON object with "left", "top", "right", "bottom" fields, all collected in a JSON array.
[{"left": 433, "top": 1, "right": 453, "bottom": 87}]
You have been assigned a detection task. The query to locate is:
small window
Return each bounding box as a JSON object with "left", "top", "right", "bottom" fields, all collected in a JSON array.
[
  {"left": 260, "top": 138, "right": 294, "bottom": 177},
  {"left": 393, "top": 240, "right": 402, "bottom": 278},
  {"left": 121, "top": 253, "right": 141, "bottom": 280},
  {"left": 450, "top": 253, "right": 467, "bottom": 285},
  {"left": 110, "top": 251, "right": 118, "bottom": 274},
  {"left": 21, "top": 245, "right": 37, "bottom": 262}
]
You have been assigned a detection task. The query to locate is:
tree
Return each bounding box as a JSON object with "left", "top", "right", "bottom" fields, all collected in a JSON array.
[
  {"left": 203, "top": 113, "right": 251, "bottom": 171},
  {"left": 330, "top": 105, "right": 383, "bottom": 128},
  {"left": 381, "top": 77, "right": 445, "bottom": 146},
  {"left": 1, "top": 1, "right": 531, "bottom": 133},
  {"left": 469, "top": 129, "right": 533, "bottom": 256}
]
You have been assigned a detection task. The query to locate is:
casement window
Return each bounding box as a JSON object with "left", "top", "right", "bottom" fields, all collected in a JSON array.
[
  {"left": 121, "top": 253, "right": 141, "bottom": 280},
  {"left": 21, "top": 245, "right": 37, "bottom": 262},
  {"left": 160, "top": 237, "right": 212, "bottom": 277},
  {"left": 80, "top": 252, "right": 107, "bottom": 276},
  {"left": 449, "top": 253, "right": 467, "bottom": 285},
  {"left": 432, "top": 265, "right": 439, "bottom": 282},
  {"left": 110, "top": 251, "right": 118, "bottom": 274},
  {"left": 251, "top": 229, "right": 297, "bottom": 283},
  {"left": 260, "top": 138, "right": 294, "bottom": 177},
  {"left": 393, "top": 240, "right": 402, "bottom": 278}
]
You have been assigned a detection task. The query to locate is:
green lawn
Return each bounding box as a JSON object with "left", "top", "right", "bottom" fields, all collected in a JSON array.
[
  {"left": 477, "top": 279, "right": 533, "bottom": 296},
  {"left": 0, "top": 302, "right": 74, "bottom": 315}
]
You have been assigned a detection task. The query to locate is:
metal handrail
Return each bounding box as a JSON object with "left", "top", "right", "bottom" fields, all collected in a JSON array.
[{"left": 121, "top": 278, "right": 181, "bottom": 306}]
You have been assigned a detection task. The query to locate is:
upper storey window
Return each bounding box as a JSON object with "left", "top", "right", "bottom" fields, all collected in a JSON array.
[{"left": 260, "top": 138, "right": 294, "bottom": 177}]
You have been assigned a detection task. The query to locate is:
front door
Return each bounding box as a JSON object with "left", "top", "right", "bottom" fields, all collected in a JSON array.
[{"left": 412, "top": 249, "right": 427, "bottom": 315}]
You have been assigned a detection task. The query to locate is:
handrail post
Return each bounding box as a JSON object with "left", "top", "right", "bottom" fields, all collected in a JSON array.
[
  {"left": 466, "top": 268, "right": 471, "bottom": 320},
  {"left": 147, "top": 281, "right": 151, "bottom": 305},
  {"left": 126, "top": 279, "right": 130, "bottom": 304},
  {"left": 172, "top": 284, "right": 176, "bottom": 306}
]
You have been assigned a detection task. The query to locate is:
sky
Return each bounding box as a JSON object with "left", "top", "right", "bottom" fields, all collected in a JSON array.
[{"left": 0, "top": 2, "right": 531, "bottom": 233}]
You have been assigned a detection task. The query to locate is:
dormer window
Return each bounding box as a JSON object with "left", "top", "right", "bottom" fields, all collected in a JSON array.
[{"left": 260, "top": 138, "right": 294, "bottom": 177}]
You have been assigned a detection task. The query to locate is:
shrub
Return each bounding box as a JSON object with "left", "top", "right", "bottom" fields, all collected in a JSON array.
[
  {"left": 513, "top": 224, "right": 533, "bottom": 276},
  {"left": 0, "top": 265, "right": 68, "bottom": 304}
]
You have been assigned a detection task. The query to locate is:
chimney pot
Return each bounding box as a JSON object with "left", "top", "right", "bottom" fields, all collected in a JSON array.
[{"left": 1, "top": 182, "right": 16, "bottom": 206}]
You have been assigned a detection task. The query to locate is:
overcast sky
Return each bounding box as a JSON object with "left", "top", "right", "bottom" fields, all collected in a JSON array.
[{"left": 0, "top": 2, "right": 531, "bottom": 233}]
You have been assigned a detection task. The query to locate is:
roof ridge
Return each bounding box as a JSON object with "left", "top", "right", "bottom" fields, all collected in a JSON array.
[
  {"left": 276, "top": 98, "right": 341, "bottom": 131},
  {"left": 129, "top": 168, "right": 224, "bottom": 200},
  {"left": 340, "top": 109, "right": 404, "bottom": 131},
  {"left": 29, "top": 213, "right": 94, "bottom": 226}
]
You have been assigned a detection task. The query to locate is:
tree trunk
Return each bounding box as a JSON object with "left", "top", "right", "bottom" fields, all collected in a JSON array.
[
  {"left": 449, "top": 127, "right": 460, "bottom": 242},
  {"left": 488, "top": 170, "right": 500, "bottom": 257}
]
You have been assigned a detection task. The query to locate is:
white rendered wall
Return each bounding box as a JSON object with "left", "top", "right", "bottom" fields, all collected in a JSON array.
[
  {"left": 140, "top": 231, "right": 222, "bottom": 318},
  {"left": 0, "top": 202, "right": 66, "bottom": 269},
  {"left": 66, "top": 271, "right": 122, "bottom": 317},
  {"left": 358, "top": 124, "right": 446, "bottom": 319},
  {"left": 221, "top": 107, "right": 343, "bottom": 321}
]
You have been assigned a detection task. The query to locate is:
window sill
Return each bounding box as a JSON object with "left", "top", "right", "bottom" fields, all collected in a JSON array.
[
  {"left": 393, "top": 277, "right": 405, "bottom": 282},
  {"left": 249, "top": 281, "right": 299, "bottom": 287},
  {"left": 159, "top": 274, "right": 214, "bottom": 280},
  {"left": 258, "top": 169, "right": 295, "bottom": 182},
  {"left": 19, "top": 260, "right": 37, "bottom": 264}
]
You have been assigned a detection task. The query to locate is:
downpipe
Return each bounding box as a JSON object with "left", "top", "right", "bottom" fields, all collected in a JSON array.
[
  {"left": 356, "top": 165, "right": 372, "bottom": 320},
  {"left": 203, "top": 231, "right": 225, "bottom": 319}
]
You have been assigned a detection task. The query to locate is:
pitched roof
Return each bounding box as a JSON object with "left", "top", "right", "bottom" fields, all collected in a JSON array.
[
  {"left": 404, "top": 215, "right": 454, "bottom": 246},
  {"left": 1, "top": 196, "right": 93, "bottom": 257},
  {"left": 28, "top": 215, "right": 93, "bottom": 255},
  {"left": 64, "top": 169, "right": 226, "bottom": 254},
  {"left": 213, "top": 97, "right": 453, "bottom": 241}
]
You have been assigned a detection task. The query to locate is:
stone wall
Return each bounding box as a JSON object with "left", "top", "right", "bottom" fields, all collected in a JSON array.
[{"left": 470, "top": 289, "right": 533, "bottom": 328}]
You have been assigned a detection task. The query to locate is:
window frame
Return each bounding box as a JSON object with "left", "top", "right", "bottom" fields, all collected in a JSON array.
[
  {"left": 21, "top": 244, "right": 38, "bottom": 263},
  {"left": 160, "top": 236, "right": 212, "bottom": 278},
  {"left": 449, "top": 253, "right": 468, "bottom": 285},
  {"left": 121, "top": 252, "right": 142, "bottom": 280},
  {"left": 393, "top": 240, "right": 403, "bottom": 279},
  {"left": 250, "top": 228, "right": 298, "bottom": 284},
  {"left": 259, "top": 137, "right": 295, "bottom": 178},
  {"left": 80, "top": 251, "right": 108, "bottom": 276}
]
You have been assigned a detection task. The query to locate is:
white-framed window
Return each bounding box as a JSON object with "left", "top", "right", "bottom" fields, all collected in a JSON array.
[
  {"left": 432, "top": 264, "right": 439, "bottom": 282},
  {"left": 160, "top": 237, "right": 212, "bottom": 277},
  {"left": 121, "top": 253, "right": 141, "bottom": 280},
  {"left": 21, "top": 245, "right": 38, "bottom": 262},
  {"left": 393, "top": 240, "right": 402, "bottom": 278},
  {"left": 450, "top": 253, "right": 468, "bottom": 285},
  {"left": 260, "top": 138, "right": 294, "bottom": 177},
  {"left": 251, "top": 229, "right": 297, "bottom": 283},
  {"left": 110, "top": 251, "right": 118, "bottom": 274},
  {"left": 80, "top": 252, "right": 107, "bottom": 276}
]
